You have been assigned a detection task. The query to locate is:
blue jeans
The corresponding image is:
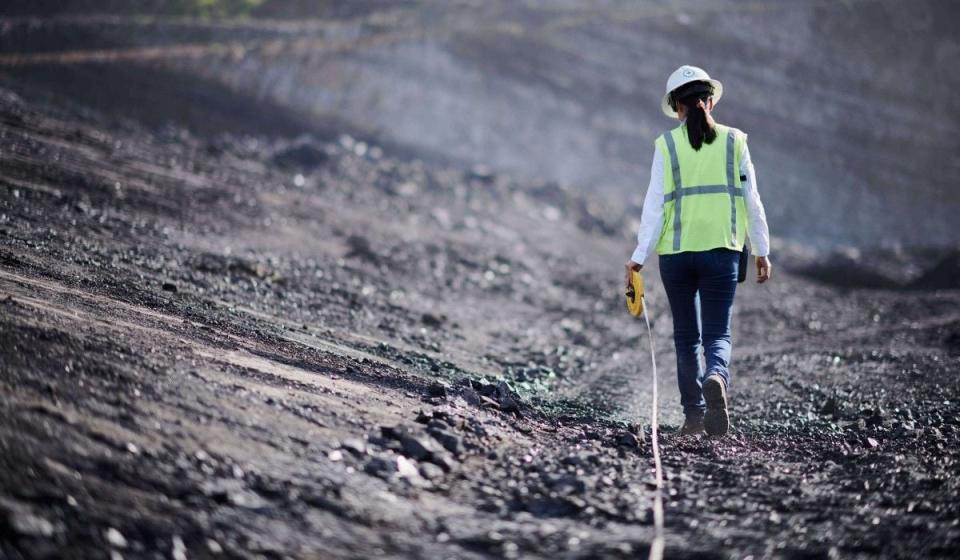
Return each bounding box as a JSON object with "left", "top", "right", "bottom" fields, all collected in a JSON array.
[{"left": 659, "top": 248, "right": 739, "bottom": 416}]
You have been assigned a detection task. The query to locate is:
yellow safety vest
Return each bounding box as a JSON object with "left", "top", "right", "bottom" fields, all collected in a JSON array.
[{"left": 655, "top": 123, "right": 748, "bottom": 255}]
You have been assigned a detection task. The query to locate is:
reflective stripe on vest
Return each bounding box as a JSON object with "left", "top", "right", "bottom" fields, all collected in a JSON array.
[{"left": 656, "top": 124, "right": 747, "bottom": 254}]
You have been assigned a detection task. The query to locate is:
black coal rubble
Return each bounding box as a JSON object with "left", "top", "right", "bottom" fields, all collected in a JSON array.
[
  {"left": 471, "top": 443, "right": 645, "bottom": 523},
  {"left": 366, "top": 423, "right": 459, "bottom": 477}
]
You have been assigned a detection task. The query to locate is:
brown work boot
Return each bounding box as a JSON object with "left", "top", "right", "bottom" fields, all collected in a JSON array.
[
  {"left": 703, "top": 375, "right": 729, "bottom": 436},
  {"left": 680, "top": 413, "right": 705, "bottom": 435}
]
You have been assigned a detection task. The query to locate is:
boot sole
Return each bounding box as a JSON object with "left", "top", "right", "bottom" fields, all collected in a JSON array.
[{"left": 703, "top": 376, "right": 729, "bottom": 436}]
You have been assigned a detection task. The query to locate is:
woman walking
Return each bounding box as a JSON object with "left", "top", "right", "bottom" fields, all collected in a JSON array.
[{"left": 625, "top": 65, "right": 772, "bottom": 436}]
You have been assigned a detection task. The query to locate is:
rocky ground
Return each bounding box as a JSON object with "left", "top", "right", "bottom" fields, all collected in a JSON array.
[{"left": 1, "top": 78, "right": 959, "bottom": 560}]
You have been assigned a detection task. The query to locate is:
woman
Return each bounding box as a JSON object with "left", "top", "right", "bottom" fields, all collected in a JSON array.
[{"left": 625, "top": 65, "right": 772, "bottom": 437}]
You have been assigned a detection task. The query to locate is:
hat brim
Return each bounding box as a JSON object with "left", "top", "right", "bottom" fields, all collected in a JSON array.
[{"left": 661, "top": 79, "right": 723, "bottom": 118}]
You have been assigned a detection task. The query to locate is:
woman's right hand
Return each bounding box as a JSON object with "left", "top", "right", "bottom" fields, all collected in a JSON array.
[
  {"left": 624, "top": 260, "right": 641, "bottom": 289},
  {"left": 756, "top": 256, "right": 771, "bottom": 283}
]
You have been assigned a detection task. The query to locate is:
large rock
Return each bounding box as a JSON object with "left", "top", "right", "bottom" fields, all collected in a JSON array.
[
  {"left": 344, "top": 235, "right": 380, "bottom": 263},
  {"left": 428, "top": 428, "right": 464, "bottom": 456},
  {"left": 364, "top": 456, "right": 398, "bottom": 478},
  {"left": 9, "top": 513, "right": 55, "bottom": 538},
  {"left": 427, "top": 381, "right": 449, "bottom": 397},
  {"left": 617, "top": 431, "right": 644, "bottom": 449},
  {"left": 340, "top": 438, "right": 367, "bottom": 456},
  {"left": 400, "top": 433, "right": 443, "bottom": 461}
]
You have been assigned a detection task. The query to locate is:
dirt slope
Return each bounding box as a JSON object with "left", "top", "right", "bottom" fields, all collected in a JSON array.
[
  {"left": 1, "top": 72, "right": 959, "bottom": 560},
  {"left": 4, "top": 0, "right": 959, "bottom": 249}
]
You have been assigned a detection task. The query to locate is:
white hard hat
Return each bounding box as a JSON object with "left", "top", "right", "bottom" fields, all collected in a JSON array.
[{"left": 661, "top": 65, "right": 723, "bottom": 118}]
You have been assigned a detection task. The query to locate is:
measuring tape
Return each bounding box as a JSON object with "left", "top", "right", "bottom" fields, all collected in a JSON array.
[{"left": 626, "top": 270, "right": 664, "bottom": 560}]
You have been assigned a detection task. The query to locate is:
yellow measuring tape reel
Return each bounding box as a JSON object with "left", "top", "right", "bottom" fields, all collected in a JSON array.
[{"left": 625, "top": 269, "right": 645, "bottom": 317}]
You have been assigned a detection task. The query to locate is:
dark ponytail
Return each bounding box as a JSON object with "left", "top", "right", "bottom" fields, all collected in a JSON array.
[{"left": 670, "top": 81, "right": 717, "bottom": 151}]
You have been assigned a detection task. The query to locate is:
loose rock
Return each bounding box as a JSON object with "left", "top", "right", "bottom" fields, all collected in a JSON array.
[
  {"left": 427, "top": 381, "right": 448, "bottom": 398},
  {"left": 105, "top": 527, "right": 127, "bottom": 549},
  {"left": 10, "top": 513, "right": 55, "bottom": 538}
]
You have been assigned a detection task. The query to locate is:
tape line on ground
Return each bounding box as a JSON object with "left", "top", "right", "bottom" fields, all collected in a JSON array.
[{"left": 641, "top": 296, "right": 665, "bottom": 560}]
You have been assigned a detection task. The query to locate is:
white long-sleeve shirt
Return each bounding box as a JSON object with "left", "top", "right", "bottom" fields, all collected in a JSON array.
[{"left": 630, "top": 140, "right": 770, "bottom": 264}]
